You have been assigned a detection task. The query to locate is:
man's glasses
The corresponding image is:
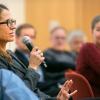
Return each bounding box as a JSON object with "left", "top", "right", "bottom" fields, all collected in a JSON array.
[{"left": 0, "top": 19, "right": 16, "bottom": 28}]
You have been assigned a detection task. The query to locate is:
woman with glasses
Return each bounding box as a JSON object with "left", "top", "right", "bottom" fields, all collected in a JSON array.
[
  {"left": 38, "top": 27, "right": 76, "bottom": 97},
  {"left": 0, "top": 4, "right": 77, "bottom": 100}
]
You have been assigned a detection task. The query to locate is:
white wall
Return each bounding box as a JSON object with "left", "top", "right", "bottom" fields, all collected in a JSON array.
[{"left": 0, "top": 0, "right": 25, "bottom": 51}]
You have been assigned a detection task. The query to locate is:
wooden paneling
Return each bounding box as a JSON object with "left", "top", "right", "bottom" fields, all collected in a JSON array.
[{"left": 25, "top": 0, "right": 100, "bottom": 50}]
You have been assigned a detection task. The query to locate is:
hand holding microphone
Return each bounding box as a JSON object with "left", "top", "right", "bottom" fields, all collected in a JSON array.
[
  {"left": 29, "top": 47, "right": 45, "bottom": 70},
  {"left": 22, "top": 36, "right": 47, "bottom": 70}
]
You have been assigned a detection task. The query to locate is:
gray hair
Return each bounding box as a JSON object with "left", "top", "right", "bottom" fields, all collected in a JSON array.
[{"left": 67, "top": 30, "right": 85, "bottom": 44}]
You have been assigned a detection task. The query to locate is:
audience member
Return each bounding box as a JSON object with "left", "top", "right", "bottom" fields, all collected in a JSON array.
[
  {"left": 67, "top": 30, "right": 85, "bottom": 62},
  {"left": 41, "top": 27, "right": 76, "bottom": 96},
  {"left": 77, "top": 15, "right": 100, "bottom": 97}
]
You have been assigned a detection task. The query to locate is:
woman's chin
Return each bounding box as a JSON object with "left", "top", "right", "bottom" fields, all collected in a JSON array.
[{"left": 7, "top": 38, "right": 15, "bottom": 42}]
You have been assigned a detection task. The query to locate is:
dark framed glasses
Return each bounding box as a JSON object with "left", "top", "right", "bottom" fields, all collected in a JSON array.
[{"left": 0, "top": 19, "right": 16, "bottom": 28}]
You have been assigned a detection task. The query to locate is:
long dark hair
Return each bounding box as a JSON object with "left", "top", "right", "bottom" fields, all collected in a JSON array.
[
  {"left": 91, "top": 15, "right": 100, "bottom": 30},
  {"left": 0, "top": 4, "right": 12, "bottom": 63}
]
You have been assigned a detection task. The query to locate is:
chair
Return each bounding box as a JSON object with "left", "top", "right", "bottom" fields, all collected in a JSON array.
[{"left": 65, "top": 71, "right": 94, "bottom": 100}]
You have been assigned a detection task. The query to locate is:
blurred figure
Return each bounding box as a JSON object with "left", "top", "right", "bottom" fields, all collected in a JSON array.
[
  {"left": 41, "top": 27, "right": 75, "bottom": 96},
  {"left": 67, "top": 30, "right": 85, "bottom": 62},
  {"left": 15, "top": 24, "right": 36, "bottom": 66},
  {"left": 15, "top": 24, "right": 45, "bottom": 82},
  {"left": 77, "top": 15, "right": 100, "bottom": 97}
]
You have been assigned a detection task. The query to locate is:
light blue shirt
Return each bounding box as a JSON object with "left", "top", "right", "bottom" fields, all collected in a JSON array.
[{"left": 0, "top": 69, "right": 39, "bottom": 100}]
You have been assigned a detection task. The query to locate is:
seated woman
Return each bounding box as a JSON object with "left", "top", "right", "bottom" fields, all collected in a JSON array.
[
  {"left": 77, "top": 15, "right": 100, "bottom": 97},
  {"left": 0, "top": 4, "right": 77, "bottom": 100},
  {"left": 38, "top": 27, "right": 76, "bottom": 96}
]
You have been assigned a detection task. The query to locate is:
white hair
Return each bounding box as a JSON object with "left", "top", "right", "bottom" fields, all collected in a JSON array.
[{"left": 67, "top": 30, "right": 85, "bottom": 44}]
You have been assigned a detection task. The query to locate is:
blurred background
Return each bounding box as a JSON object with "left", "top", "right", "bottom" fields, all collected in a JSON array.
[{"left": 1, "top": 0, "right": 100, "bottom": 50}]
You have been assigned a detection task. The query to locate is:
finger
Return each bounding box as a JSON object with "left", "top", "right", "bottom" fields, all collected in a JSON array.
[
  {"left": 30, "top": 51, "right": 41, "bottom": 60},
  {"left": 57, "top": 80, "right": 69, "bottom": 97},
  {"left": 61, "top": 89, "right": 67, "bottom": 97},
  {"left": 63, "top": 80, "right": 69, "bottom": 88},
  {"left": 33, "top": 51, "right": 44, "bottom": 61},
  {"left": 40, "top": 52, "right": 43, "bottom": 57},
  {"left": 64, "top": 80, "right": 73, "bottom": 92},
  {"left": 37, "top": 55, "right": 45, "bottom": 62},
  {"left": 33, "top": 46, "right": 39, "bottom": 51},
  {"left": 61, "top": 80, "right": 71, "bottom": 92},
  {"left": 69, "top": 90, "right": 78, "bottom": 97},
  {"left": 32, "top": 50, "right": 41, "bottom": 57},
  {"left": 61, "top": 89, "right": 69, "bottom": 100},
  {"left": 37, "top": 51, "right": 43, "bottom": 57},
  {"left": 57, "top": 94, "right": 64, "bottom": 100},
  {"left": 36, "top": 50, "right": 42, "bottom": 55}
]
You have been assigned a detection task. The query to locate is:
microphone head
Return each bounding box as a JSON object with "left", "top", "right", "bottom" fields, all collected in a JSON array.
[{"left": 22, "top": 36, "right": 32, "bottom": 44}]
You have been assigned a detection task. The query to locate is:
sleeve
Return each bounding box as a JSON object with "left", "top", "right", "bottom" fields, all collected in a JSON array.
[
  {"left": 0, "top": 69, "right": 40, "bottom": 100},
  {"left": 23, "top": 68, "right": 40, "bottom": 90},
  {"left": 22, "top": 68, "right": 56, "bottom": 100}
]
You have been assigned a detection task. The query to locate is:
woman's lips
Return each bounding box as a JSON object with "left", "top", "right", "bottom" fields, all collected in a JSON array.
[{"left": 9, "top": 32, "right": 15, "bottom": 36}]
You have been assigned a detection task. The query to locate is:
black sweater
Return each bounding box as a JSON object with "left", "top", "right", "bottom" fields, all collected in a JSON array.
[{"left": 44, "top": 48, "right": 76, "bottom": 73}]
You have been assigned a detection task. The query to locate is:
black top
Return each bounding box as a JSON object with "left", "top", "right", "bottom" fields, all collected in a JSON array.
[
  {"left": 0, "top": 50, "right": 56, "bottom": 100},
  {"left": 44, "top": 48, "right": 76, "bottom": 73}
]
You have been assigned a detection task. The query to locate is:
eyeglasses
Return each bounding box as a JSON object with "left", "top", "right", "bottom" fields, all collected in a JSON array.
[
  {"left": 55, "top": 36, "right": 66, "bottom": 40},
  {"left": 0, "top": 19, "right": 16, "bottom": 28}
]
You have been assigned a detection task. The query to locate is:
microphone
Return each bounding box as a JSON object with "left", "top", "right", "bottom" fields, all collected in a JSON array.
[{"left": 22, "top": 36, "right": 47, "bottom": 68}]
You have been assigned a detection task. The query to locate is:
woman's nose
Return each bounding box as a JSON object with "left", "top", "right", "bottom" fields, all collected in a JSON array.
[{"left": 10, "top": 24, "right": 16, "bottom": 30}]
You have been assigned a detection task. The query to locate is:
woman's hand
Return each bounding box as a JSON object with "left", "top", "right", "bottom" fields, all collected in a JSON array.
[
  {"left": 29, "top": 47, "right": 45, "bottom": 70},
  {"left": 57, "top": 80, "right": 77, "bottom": 100}
]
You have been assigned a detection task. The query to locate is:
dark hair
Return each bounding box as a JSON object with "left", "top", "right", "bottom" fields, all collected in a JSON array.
[
  {"left": 91, "top": 15, "right": 100, "bottom": 30},
  {"left": 0, "top": 4, "right": 9, "bottom": 20},
  {"left": 50, "top": 26, "right": 67, "bottom": 35},
  {"left": 15, "top": 24, "right": 37, "bottom": 37}
]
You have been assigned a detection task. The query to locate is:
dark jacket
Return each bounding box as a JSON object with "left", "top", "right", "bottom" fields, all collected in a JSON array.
[
  {"left": 15, "top": 49, "right": 29, "bottom": 67},
  {"left": 0, "top": 50, "right": 56, "bottom": 100}
]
